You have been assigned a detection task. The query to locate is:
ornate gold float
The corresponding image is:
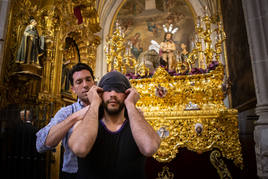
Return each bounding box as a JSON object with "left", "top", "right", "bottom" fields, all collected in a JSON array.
[{"left": 131, "top": 65, "right": 243, "bottom": 168}]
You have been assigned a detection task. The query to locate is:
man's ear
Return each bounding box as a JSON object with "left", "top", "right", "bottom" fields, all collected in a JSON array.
[{"left": 71, "top": 86, "right": 75, "bottom": 94}]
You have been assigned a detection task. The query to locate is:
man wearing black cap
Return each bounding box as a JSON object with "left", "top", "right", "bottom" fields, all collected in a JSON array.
[{"left": 68, "top": 71, "right": 161, "bottom": 179}]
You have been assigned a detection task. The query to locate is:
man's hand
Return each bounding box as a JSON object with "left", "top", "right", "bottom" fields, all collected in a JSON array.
[
  {"left": 124, "top": 88, "right": 140, "bottom": 106},
  {"left": 71, "top": 106, "right": 89, "bottom": 122},
  {"left": 87, "top": 85, "right": 103, "bottom": 105}
]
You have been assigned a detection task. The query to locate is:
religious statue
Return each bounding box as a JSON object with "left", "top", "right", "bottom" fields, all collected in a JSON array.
[
  {"left": 179, "top": 43, "right": 189, "bottom": 62},
  {"left": 160, "top": 24, "right": 178, "bottom": 71},
  {"left": 61, "top": 59, "right": 71, "bottom": 92},
  {"left": 176, "top": 43, "right": 190, "bottom": 74},
  {"left": 61, "top": 37, "right": 80, "bottom": 92},
  {"left": 16, "top": 17, "right": 44, "bottom": 64}
]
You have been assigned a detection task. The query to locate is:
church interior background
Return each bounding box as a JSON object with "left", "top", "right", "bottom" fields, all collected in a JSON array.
[{"left": 0, "top": 0, "right": 267, "bottom": 178}]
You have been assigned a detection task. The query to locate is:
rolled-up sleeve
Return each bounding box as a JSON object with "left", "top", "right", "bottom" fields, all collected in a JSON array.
[
  {"left": 36, "top": 120, "right": 56, "bottom": 152},
  {"left": 36, "top": 107, "right": 69, "bottom": 153}
]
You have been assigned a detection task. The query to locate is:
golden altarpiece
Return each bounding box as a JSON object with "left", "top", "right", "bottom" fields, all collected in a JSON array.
[
  {"left": 0, "top": 0, "right": 100, "bottom": 178},
  {"left": 0, "top": 0, "right": 242, "bottom": 178}
]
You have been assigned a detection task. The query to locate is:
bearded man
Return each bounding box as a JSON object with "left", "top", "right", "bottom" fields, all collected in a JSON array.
[
  {"left": 160, "top": 32, "right": 176, "bottom": 71},
  {"left": 68, "top": 71, "right": 160, "bottom": 179}
]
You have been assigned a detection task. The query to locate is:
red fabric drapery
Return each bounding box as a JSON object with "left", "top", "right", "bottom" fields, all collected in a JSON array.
[{"left": 74, "top": 6, "right": 83, "bottom": 24}]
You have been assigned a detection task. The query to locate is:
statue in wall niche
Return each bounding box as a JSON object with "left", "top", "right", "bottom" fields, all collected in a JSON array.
[
  {"left": 61, "top": 37, "right": 80, "bottom": 92},
  {"left": 16, "top": 17, "right": 45, "bottom": 65},
  {"left": 64, "top": 37, "right": 80, "bottom": 64},
  {"left": 61, "top": 58, "right": 71, "bottom": 92}
]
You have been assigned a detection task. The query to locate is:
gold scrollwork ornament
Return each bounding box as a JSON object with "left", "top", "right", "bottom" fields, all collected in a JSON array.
[
  {"left": 156, "top": 166, "right": 174, "bottom": 179},
  {"left": 210, "top": 150, "right": 232, "bottom": 179}
]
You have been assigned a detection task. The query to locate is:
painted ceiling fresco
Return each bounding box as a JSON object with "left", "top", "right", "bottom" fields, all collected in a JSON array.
[{"left": 115, "top": 0, "right": 195, "bottom": 59}]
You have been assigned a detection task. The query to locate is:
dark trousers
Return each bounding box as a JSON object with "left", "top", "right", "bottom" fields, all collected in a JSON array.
[{"left": 61, "top": 172, "right": 77, "bottom": 179}]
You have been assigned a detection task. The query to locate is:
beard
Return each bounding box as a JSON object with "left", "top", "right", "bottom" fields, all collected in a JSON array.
[{"left": 103, "top": 98, "right": 125, "bottom": 116}]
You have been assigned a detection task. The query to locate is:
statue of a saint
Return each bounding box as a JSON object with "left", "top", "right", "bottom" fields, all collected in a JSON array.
[
  {"left": 160, "top": 24, "right": 178, "bottom": 71},
  {"left": 160, "top": 32, "right": 176, "bottom": 71},
  {"left": 16, "top": 17, "right": 44, "bottom": 64},
  {"left": 61, "top": 59, "right": 71, "bottom": 92},
  {"left": 179, "top": 43, "right": 189, "bottom": 62},
  {"left": 176, "top": 43, "right": 192, "bottom": 73}
]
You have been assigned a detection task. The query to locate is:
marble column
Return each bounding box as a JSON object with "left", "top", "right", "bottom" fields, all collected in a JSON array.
[
  {"left": 0, "top": 0, "right": 11, "bottom": 78},
  {"left": 242, "top": 0, "right": 268, "bottom": 178}
]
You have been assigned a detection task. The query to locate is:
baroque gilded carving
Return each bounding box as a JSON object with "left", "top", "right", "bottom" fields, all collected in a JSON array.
[
  {"left": 210, "top": 150, "right": 232, "bottom": 179},
  {"left": 156, "top": 166, "right": 174, "bottom": 179},
  {"left": 1, "top": 1, "right": 101, "bottom": 178},
  {"left": 0, "top": 0, "right": 44, "bottom": 107},
  {"left": 1, "top": 0, "right": 101, "bottom": 108},
  {"left": 131, "top": 65, "right": 243, "bottom": 169},
  {"left": 53, "top": 0, "right": 101, "bottom": 71}
]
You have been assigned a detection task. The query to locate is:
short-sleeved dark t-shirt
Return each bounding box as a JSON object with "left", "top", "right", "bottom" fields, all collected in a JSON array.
[{"left": 77, "top": 119, "right": 146, "bottom": 179}]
